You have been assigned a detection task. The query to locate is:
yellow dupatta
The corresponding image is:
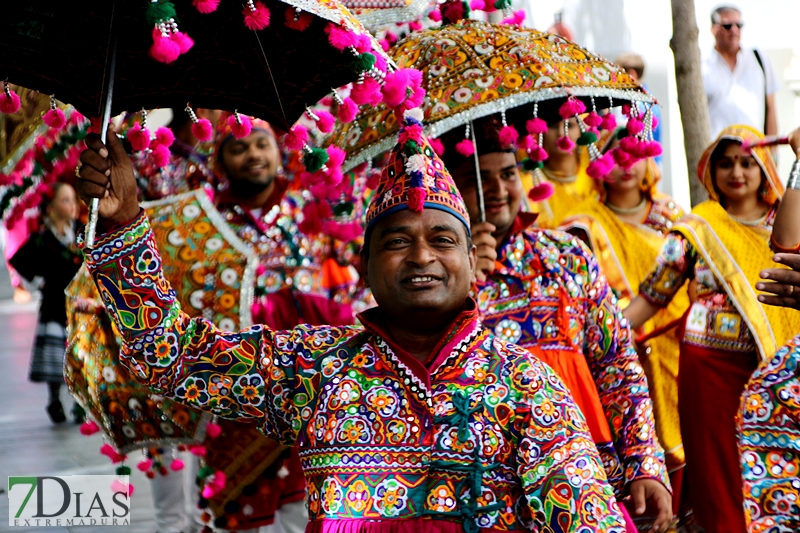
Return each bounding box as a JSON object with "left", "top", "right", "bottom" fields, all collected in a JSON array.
[
  {"left": 562, "top": 199, "right": 689, "bottom": 471},
  {"left": 675, "top": 201, "right": 800, "bottom": 361}
]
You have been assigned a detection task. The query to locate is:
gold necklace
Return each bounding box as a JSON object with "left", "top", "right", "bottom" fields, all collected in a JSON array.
[
  {"left": 541, "top": 166, "right": 578, "bottom": 184},
  {"left": 730, "top": 211, "right": 768, "bottom": 227},
  {"left": 606, "top": 197, "right": 649, "bottom": 215}
]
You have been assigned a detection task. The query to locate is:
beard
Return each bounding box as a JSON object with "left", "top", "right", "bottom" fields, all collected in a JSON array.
[{"left": 228, "top": 173, "right": 275, "bottom": 198}]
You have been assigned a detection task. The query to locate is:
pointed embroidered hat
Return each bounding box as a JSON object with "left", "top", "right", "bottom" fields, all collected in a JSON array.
[{"left": 365, "top": 109, "right": 471, "bottom": 236}]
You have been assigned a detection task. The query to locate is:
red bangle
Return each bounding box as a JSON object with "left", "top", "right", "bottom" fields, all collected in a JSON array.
[{"left": 770, "top": 234, "right": 800, "bottom": 254}]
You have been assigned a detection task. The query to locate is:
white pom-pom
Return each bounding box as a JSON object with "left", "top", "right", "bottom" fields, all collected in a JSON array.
[
  {"left": 405, "top": 154, "right": 427, "bottom": 173},
  {"left": 403, "top": 107, "right": 424, "bottom": 122}
]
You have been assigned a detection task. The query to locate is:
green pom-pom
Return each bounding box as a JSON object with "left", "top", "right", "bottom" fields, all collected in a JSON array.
[
  {"left": 577, "top": 131, "right": 598, "bottom": 146},
  {"left": 145, "top": 0, "right": 177, "bottom": 26},
  {"left": 522, "top": 158, "right": 543, "bottom": 171},
  {"left": 351, "top": 53, "right": 376, "bottom": 74},
  {"left": 494, "top": 0, "right": 511, "bottom": 9},
  {"left": 116, "top": 466, "right": 132, "bottom": 476},
  {"left": 303, "top": 148, "right": 330, "bottom": 173},
  {"left": 198, "top": 466, "right": 214, "bottom": 480},
  {"left": 333, "top": 202, "right": 354, "bottom": 217},
  {"left": 403, "top": 140, "right": 420, "bottom": 156}
]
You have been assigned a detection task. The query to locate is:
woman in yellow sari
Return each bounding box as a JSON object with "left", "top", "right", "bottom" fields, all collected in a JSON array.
[
  {"left": 522, "top": 117, "right": 596, "bottom": 228},
  {"left": 625, "top": 125, "right": 800, "bottom": 533},
  {"left": 560, "top": 130, "right": 690, "bottom": 531}
]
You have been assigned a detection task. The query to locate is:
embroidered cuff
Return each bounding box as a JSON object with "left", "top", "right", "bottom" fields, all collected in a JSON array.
[{"left": 78, "top": 210, "right": 150, "bottom": 268}]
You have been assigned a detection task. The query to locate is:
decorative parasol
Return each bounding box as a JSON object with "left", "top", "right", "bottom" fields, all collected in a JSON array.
[
  {"left": 0, "top": 0, "right": 424, "bottom": 246},
  {"left": 329, "top": 19, "right": 658, "bottom": 174},
  {"left": 65, "top": 189, "right": 256, "bottom": 455}
]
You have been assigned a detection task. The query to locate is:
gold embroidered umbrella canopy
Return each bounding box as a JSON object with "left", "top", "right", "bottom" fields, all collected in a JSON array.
[{"left": 329, "top": 19, "right": 658, "bottom": 172}]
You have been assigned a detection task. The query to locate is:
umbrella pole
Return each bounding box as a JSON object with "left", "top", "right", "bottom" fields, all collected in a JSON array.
[
  {"left": 470, "top": 121, "right": 485, "bottom": 223},
  {"left": 84, "top": 39, "right": 118, "bottom": 249}
]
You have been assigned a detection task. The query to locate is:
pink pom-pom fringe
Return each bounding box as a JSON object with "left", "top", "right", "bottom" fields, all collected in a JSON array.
[
  {"left": 243, "top": 1, "right": 271, "bottom": 30},
  {"left": 284, "top": 124, "right": 308, "bottom": 150},
  {"left": 193, "top": 0, "right": 220, "bottom": 13},
  {"left": 337, "top": 98, "right": 358, "bottom": 123},
  {"left": 456, "top": 138, "right": 475, "bottom": 156},
  {"left": 191, "top": 118, "right": 213, "bottom": 142},
  {"left": 0, "top": 90, "right": 21, "bottom": 114},
  {"left": 498, "top": 125, "right": 519, "bottom": 147},
  {"left": 228, "top": 114, "right": 253, "bottom": 139},
  {"left": 556, "top": 135, "right": 576, "bottom": 152},
  {"left": 558, "top": 98, "right": 586, "bottom": 120},
  {"left": 528, "top": 180, "right": 555, "bottom": 201},
  {"left": 43, "top": 108, "right": 66, "bottom": 129},
  {"left": 127, "top": 123, "right": 151, "bottom": 152}
]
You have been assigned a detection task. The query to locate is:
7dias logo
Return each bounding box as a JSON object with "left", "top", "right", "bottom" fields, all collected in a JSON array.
[{"left": 7, "top": 475, "right": 131, "bottom": 527}]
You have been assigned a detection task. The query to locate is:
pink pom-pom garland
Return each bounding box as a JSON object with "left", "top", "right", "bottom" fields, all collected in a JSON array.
[
  {"left": 152, "top": 127, "right": 175, "bottom": 149},
  {"left": 584, "top": 112, "right": 602, "bottom": 129},
  {"left": 137, "top": 459, "right": 154, "bottom": 472},
  {"left": 171, "top": 32, "right": 194, "bottom": 54},
  {"left": 285, "top": 124, "right": 309, "bottom": 150},
  {"left": 0, "top": 81, "right": 21, "bottom": 114},
  {"left": 315, "top": 110, "right": 336, "bottom": 133},
  {"left": 381, "top": 69, "right": 415, "bottom": 108},
  {"left": 193, "top": 0, "right": 220, "bottom": 13},
  {"left": 429, "top": 9, "right": 442, "bottom": 21},
  {"left": 43, "top": 108, "right": 66, "bottom": 130},
  {"left": 243, "top": 0, "right": 271, "bottom": 30},
  {"left": 526, "top": 118, "right": 547, "bottom": 135},
  {"left": 191, "top": 118, "right": 213, "bottom": 142},
  {"left": 558, "top": 97, "right": 586, "bottom": 120},
  {"left": 337, "top": 97, "right": 358, "bottom": 123},
  {"left": 151, "top": 144, "right": 171, "bottom": 167},
  {"left": 408, "top": 20, "right": 423, "bottom": 31},
  {"left": 556, "top": 135, "right": 576, "bottom": 152},
  {"left": 498, "top": 125, "right": 519, "bottom": 147},
  {"left": 586, "top": 152, "right": 616, "bottom": 180},
  {"left": 600, "top": 112, "right": 617, "bottom": 131},
  {"left": 111, "top": 480, "right": 134, "bottom": 497},
  {"left": 326, "top": 145, "right": 347, "bottom": 169},
  {"left": 100, "top": 443, "right": 127, "bottom": 464},
  {"left": 470, "top": 0, "right": 486, "bottom": 10},
  {"left": 528, "top": 180, "right": 555, "bottom": 201},
  {"left": 350, "top": 78, "right": 382, "bottom": 106},
  {"left": 502, "top": 9, "right": 526, "bottom": 25},
  {"left": 456, "top": 138, "right": 475, "bottom": 156},
  {"left": 127, "top": 123, "right": 151, "bottom": 151},
  {"left": 326, "top": 24, "right": 358, "bottom": 51},
  {"left": 150, "top": 27, "right": 181, "bottom": 64},
  {"left": 206, "top": 421, "right": 222, "bottom": 438},
  {"left": 170, "top": 458, "right": 185, "bottom": 471},
  {"left": 529, "top": 145, "right": 548, "bottom": 162},
  {"left": 626, "top": 118, "right": 644, "bottom": 136},
  {"left": 228, "top": 112, "right": 253, "bottom": 139},
  {"left": 80, "top": 420, "right": 100, "bottom": 436},
  {"left": 285, "top": 8, "right": 314, "bottom": 31}
]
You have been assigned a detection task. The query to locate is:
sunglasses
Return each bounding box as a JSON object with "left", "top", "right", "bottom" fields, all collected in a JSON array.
[{"left": 719, "top": 22, "right": 744, "bottom": 30}]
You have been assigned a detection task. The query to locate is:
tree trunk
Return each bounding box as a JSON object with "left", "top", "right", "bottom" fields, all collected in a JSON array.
[{"left": 670, "top": 0, "right": 709, "bottom": 206}]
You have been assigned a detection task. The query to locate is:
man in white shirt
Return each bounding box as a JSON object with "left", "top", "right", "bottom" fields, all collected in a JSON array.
[{"left": 702, "top": 5, "right": 779, "bottom": 138}]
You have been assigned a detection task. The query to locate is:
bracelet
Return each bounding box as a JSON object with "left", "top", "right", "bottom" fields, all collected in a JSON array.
[
  {"left": 770, "top": 234, "right": 800, "bottom": 254},
  {"left": 788, "top": 159, "right": 800, "bottom": 190}
]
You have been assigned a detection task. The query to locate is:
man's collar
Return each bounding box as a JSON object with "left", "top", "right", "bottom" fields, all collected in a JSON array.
[
  {"left": 215, "top": 176, "right": 289, "bottom": 213},
  {"left": 357, "top": 299, "right": 481, "bottom": 385}
]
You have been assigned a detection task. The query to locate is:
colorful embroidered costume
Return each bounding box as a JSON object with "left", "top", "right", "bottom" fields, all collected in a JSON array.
[
  {"left": 561, "top": 162, "right": 690, "bottom": 531},
  {"left": 133, "top": 136, "right": 215, "bottom": 201},
  {"left": 637, "top": 126, "right": 800, "bottom": 533},
  {"left": 476, "top": 214, "right": 669, "bottom": 498},
  {"left": 82, "top": 112, "right": 628, "bottom": 532},
  {"left": 739, "top": 333, "right": 800, "bottom": 532}
]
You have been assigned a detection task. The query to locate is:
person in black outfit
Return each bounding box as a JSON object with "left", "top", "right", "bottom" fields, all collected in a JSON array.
[{"left": 10, "top": 183, "right": 82, "bottom": 423}]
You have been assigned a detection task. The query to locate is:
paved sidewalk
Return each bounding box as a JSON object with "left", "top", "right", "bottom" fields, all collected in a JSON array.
[{"left": 0, "top": 299, "right": 158, "bottom": 532}]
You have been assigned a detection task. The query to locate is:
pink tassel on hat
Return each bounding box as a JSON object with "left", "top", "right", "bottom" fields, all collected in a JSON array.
[
  {"left": 0, "top": 81, "right": 21, "bottom": 114},
  {"left": 193, "top": 0, "right": 220, "bottom": 12},
  {"left": 285, "top": 8, "right": 313, "bottom": 30},
  {"left": 80, "top": 420, "right": 100, "bottom": 436},
  {"left": 337, "top": 97, "right": 358, "bottom": 123},
  {"left": 556, "top": 136, "right": 576, "bottom": 152},
  {"left": 587, "top": 152, "right": 616, "bottom": 180},
  {"left": 127, "top": 122, "right": 151, "bottom": 151},
  {"left": 456, "top": 138, "right": 475, "bottom": 156},
  {"left": 150, "top": 27, "right": 181, "bottom": 63},
  {"left": 284, "top": 124, "right": 309, "bottom": 150},
  {"left": 228, "top": 112, "right": 252, "bottom": 139},
  {"left": 498, "top": 125, "right": 519, "bottom": 147},
  {"left": 559, "top": 97, "right": 586, "bottom": 120},
  {"left": 528, "top": 180, "right": 555, "bottom": 201},
  {"left": 243, "top": 0, "right": 271, "bottom": 30},
  {"left": 408, "top": 188, "right": 427, "bottom": 212}
]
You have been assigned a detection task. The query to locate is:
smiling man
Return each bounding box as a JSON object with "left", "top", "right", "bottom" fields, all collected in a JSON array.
[
  {"left": 76, "top": 111, "right": 629, "bottom": 532},
  {"left": 441, "top": 116, "right": 672, "bottom": 532}
]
